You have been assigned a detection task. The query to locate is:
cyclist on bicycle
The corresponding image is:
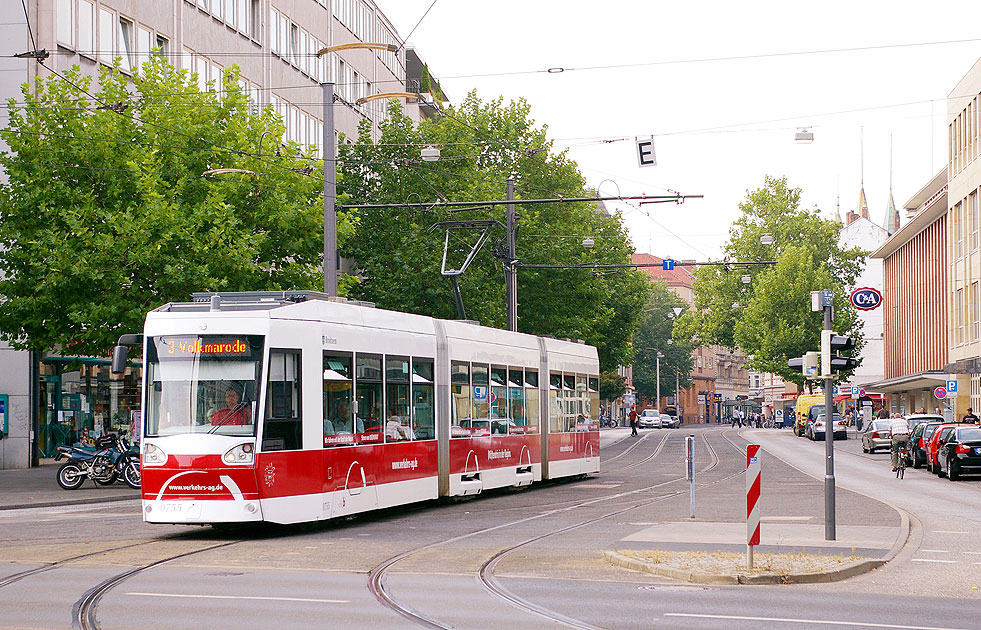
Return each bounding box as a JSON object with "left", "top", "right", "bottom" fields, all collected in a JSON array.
[{"left": 889, "top": 413, "right": 910, "bottom": 472}]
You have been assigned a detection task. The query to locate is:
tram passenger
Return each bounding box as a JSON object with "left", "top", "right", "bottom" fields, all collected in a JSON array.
[
  {"left": 386, "top": 409, "right": 413, "bottom": 441},
  {"left": 210, "top": 385, "right": 251, "bottom": 426},
  {"left": 332, "top": 401, "right": 364, "bottom": 434}
]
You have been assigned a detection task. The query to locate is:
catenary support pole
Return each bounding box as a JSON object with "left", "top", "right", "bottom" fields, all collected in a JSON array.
[
  {"left": 505, "top": 177, "right": 517, "bottom": 332},
  {"left": 824, "top": 303, "right": 836, "bottom": 540},
  {"left": 322, "top": 82, "right": 337, "bottom": 297}
]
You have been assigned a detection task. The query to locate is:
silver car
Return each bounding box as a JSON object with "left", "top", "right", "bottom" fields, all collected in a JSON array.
[
  {"left": 861, "top": 419, "right": 894, "bottom": 453},
  {"left": 660, "top": 413, "right": 680, "bottom": 429}
]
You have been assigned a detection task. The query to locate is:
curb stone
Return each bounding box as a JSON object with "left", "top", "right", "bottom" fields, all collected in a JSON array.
[
  {"left": 603, "top": 509, "right": 910, "bottom": 585},
  {"left": 604, "top": 550, "right": 885, "bottom": 585}
]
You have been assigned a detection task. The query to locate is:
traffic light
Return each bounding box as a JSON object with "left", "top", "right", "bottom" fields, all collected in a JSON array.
[
  {"left": 821, "top": 330, "right": 858, "bottom": 377},
  {"left": 788, "top": 351, "right": 820, "bottom": 379}
]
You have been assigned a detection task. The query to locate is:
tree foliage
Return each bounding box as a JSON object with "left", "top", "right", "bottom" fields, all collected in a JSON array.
[
  {"left": 0, "top": 59, "right": 335, "bottom": 355},
  {"left": 631, "top": 281, "right": 695, "bottom": 402},
  {"left": 675, "top": 176, "right": 866, "bottom": 388},
  {"left": 338, "top": 93, "right": 649, "bottom": 369}
]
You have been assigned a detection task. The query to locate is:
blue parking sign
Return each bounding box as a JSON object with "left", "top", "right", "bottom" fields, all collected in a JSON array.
[{"left": 946, "top": 379, "right": 957, "bottom": 393}]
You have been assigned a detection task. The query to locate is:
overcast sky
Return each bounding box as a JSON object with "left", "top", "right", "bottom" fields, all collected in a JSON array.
[{"left": 374, "top": 1, "right": 981, "bottom": 261}]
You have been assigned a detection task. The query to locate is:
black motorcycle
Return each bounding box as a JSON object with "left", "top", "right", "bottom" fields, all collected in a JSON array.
[{"left": 55, "top": 433, "right": 141, "bottom": 490}]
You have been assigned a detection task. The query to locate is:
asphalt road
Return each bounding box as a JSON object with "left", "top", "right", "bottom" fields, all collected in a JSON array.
[{"left": 1, "top": 426, "right": 979, "bottom": 630}]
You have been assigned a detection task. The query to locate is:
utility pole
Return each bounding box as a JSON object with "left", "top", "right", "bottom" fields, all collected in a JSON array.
[
  {"left": 322, "top": 82, "right": 337, "bottom": 297},
  {"left": 819, "top": 290, "right": 836, "bottom": 540},
  {"left": 505, "top": 177, "right": 518, "bottom": 332}
]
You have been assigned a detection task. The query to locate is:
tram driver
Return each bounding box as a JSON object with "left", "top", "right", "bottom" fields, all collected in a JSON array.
[{"left": 210, "top": 385, "right": 252, "bottom": 426}]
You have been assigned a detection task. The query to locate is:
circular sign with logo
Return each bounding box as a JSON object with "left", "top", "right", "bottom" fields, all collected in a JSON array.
[
  {"left": 934, "top": 386, "right": 948, "bottom": 400},
  {"left": 850, "top": 287, "right": 882, "bottom": 311}
]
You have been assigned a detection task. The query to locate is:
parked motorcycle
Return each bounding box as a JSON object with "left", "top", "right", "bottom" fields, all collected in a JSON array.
[{"left": 55, "top": 433, "right": 141, "bottom": 490}]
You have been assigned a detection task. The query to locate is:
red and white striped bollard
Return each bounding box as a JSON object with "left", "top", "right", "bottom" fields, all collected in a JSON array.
[{"left": 746, "top": 444, "right": 762, "bottom": 570}]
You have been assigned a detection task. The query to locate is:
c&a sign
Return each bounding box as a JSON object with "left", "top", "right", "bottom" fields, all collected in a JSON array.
[{"left": 850, "top": 287, "right": 882, "bottom": 311}]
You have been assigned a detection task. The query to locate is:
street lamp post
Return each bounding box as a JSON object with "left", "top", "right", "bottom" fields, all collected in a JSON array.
[{"left": 656, "top": 351, "right": 664, "bottom": 410}]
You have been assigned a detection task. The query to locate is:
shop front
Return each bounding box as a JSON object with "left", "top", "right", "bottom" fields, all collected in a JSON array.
[{"left": 37, "top": 357, "right": 142, "bottom": 457}]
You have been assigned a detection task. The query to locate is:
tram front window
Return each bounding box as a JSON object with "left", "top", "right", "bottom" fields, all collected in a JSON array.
[{"left": 145, "top": 335, "right": 264, "bottom": 437}]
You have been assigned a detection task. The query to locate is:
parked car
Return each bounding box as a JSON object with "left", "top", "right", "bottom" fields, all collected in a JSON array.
[
  {"left": 905, "top": 414, "right": 944, "bottom": 435},
  {"left": 660, "top": 413, "right": 680, "bottom": 429},
  {"left": 908, "top": 421, "right": 943, "bottom": 468},
  {"left": 638, "top": 409, "right": 660, "bottom": 429},
  {"left": 860, "top": 419, "right": 893, "bottom": 453},
  {"left": 809, "top": 413, "right": 847, "bottom": 440},
  {"left": 925, "top": 424, "right": 962, "bottom": 474},
  {"left": 936, "top": 425, "right": 981, "bottom": 480}
]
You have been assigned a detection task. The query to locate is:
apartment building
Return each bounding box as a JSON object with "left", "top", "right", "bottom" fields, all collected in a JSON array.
[{"left": 0, "top": 0, "right": 439, "bottom": 468}]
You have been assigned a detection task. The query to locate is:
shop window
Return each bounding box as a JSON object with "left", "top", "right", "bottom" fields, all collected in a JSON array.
[
  {"left": 263, "top": 349, "right": 302, "bottom": 451},
  {"left": 324, "top": 352, "right": 355, "bottom": 446}
]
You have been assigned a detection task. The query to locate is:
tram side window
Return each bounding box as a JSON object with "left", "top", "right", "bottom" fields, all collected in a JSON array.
[
  {"left": 575, "top": 374, "right": 588, "bottom": 431},
  {"left": 451, "top": 362, "right": 470, "bottom": 437},
  {"left": 263, "top": 350, "right": 302, "bottom": 451},
  {"left": 549, "top": 372, "right": 563, "bottom": 433},
  {"left": 490, "top": 365, "right": 508, "bottom": 434},
  {"left": 588, "top": 376, "right": 600, "bottom": 426},
  {"left": 471, "top": 363, "right": 489, "bottom": 436},
  {"left": 355, "top": 354, "right": 383, "bottom": 442},
  {"left": 412, "top": 359, "right": 435, "bottom": 440},
  {"left": 385, "top": 356, "right": 412, "bottom": 442},
  {"left": 323, "top": 352, "right": 354, "bottom": 447},
  {"left": 563, "top": 374, "right": 577, "bottom": 432},
  {"left": 525, "top": 369, "right": 540, "bottom": 435},
  {"left": 508, "top": 367, "right": 525, "bottom": 432}
]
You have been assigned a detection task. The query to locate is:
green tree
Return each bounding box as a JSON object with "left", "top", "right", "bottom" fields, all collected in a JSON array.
[
  {"left": 0, "top": 59, "right": 335, "bottom": 355},
  {"left": 675, "top": 176, "right": 866, "bottom": 388},
  {"left": 338, "top": 93, "right": 648, "bottom": 370},
  {"left": 631, "top": 281, "right": 694, "bottom": 402}
]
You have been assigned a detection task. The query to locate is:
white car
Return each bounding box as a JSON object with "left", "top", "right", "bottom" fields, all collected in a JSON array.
[{"left": 638, "top": 409, "right": 660, "bottom": 428}]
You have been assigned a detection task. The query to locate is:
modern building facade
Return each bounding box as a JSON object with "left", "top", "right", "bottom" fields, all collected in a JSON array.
[
  {"left": 868, "top": 169, "right": 949, "bottom": 414},
  {"left": 0, "top": 0, "right": 439, "bottom": 468}
]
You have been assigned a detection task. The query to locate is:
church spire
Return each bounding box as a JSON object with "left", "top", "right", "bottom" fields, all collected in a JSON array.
[
  {"left": 858, "top": 127, "right": 869, "bottom": 219},
  {"left": 883, "top": 135, "right": 900, "bottom": 234}
]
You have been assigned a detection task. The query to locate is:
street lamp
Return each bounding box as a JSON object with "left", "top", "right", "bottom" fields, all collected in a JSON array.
[{"left": 656, "top": 351, "right": 664, "bottom": 410}]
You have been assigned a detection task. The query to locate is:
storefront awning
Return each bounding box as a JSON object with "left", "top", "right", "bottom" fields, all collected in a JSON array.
[
  {"left": 859, "top": 372, "right": 946, "bottom": 394},
  {"left": 834, "top": 393, "right": 884, "bottom": 403}
]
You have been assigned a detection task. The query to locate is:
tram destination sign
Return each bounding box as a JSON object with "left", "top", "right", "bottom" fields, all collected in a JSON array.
[{"left": 156, "top": 335, "right": 254, "bottom": 358}]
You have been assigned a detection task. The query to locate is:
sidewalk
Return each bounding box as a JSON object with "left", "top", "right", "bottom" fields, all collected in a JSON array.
[{"left": 0, "top": 460, "right": 139, "bottom": 510}]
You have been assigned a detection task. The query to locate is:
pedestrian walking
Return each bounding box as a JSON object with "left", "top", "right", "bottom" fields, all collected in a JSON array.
[
  {"left": 963, "top": 407, "right": 979, "bottom": 423},
  {"left": 877, "top": 406, "right": 890, "bottom": 420},
  {"left": 629, "top": 405, "right": 638, "bottom": 436}
]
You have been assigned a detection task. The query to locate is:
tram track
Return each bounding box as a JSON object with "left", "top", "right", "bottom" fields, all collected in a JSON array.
[{"left": 368, "top": 428, "right": 749, "bottom": 630}]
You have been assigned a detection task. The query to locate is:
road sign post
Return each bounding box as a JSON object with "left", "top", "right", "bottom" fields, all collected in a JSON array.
[
  {"left": 685, "top": 435, "right": 695, "bottom": 519},
  {"left": 746, "top": 444, "right": 762, "bottom": 570}
]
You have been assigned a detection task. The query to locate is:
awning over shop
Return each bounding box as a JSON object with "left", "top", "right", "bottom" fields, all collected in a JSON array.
[
  {"left": 833, "top": 393, "right": 884, "bottom": 403},
  {"left": 859, "top": 371, "right": 946, "bottom": 394}
]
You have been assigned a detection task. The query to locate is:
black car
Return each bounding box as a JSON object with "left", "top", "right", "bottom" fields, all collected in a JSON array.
[
  {"left": 937, "top": 425, "right": 981, "bottom": 480},
  {"left": 909, "top": 421, "right": 943, "bottom": 468}
]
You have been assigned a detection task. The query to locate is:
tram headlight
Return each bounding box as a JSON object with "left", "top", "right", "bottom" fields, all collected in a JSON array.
[
  {"left": 223, "top": 443, "right": 254, "bottom": 465},
  {"left": 143, "top": 443, "right": 168, "bottom": 466}
]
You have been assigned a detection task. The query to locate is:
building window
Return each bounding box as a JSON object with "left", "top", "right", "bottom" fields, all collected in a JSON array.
[
  {"left": 956, "top": 287, "right": 966, "bottom": 345},
  {"left": 155, "top": 35, "right": 169, "bottom": 58},
  {"left": 78, "top": 0, "right": 95, "bottom": 57},
  {"left": 974, "top": 281, "right": 980, "bottom": 341},
  {"left": 57, "top": 0, "right": 75, "bottom": 49},
  {"left": 117, "top": 16, "right": 135, "bottom": 73},
  {"left": 98, "top": 7, "right": 113, "bottom": 65},
  {"left": 137, "top": 25, "right": 152, "bottom": 70},
  {"left": 971, "top": 190, "right": 979, "bottom": 252}
]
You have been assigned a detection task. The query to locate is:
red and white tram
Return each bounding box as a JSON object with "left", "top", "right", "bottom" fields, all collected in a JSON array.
[{"left": 128, "top": 291, "right": 600, "bottom": 525}]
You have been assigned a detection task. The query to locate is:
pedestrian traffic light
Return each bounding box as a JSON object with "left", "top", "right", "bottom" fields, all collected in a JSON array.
[
  {"left": 788, "top": 351, "right": 820, "bottom": 379},
  {"left": 821, "top": 330, "right": 858, "bottom": 377}
]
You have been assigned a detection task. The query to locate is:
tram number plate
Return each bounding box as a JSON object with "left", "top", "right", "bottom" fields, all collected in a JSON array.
[{"left": 159, "top": 502, "right": 201, "bottom": 518}]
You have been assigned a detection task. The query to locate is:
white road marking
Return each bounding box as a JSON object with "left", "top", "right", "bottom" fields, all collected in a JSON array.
[
  {"left": 664, "top": 613, "right": 972, "bottom": 629},
  {"left": 918, "top": 549, "right": 949, "bottom": 553},
  {"left": 126, "top": 592, "right": 348, "bottom": 604},
  {"left": 910, "top": 558, "right": 958, "bottom": 563},
  {"left": 964, "top": 551, "right": 981, "bottom": 555},
  {"left": 932, "top": 530, "right": 969, "bottom": 534}
]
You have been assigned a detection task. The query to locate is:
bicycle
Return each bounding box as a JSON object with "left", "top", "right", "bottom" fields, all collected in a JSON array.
[{"left": 895, "top": 444, "right": 908, "bottom": 479}]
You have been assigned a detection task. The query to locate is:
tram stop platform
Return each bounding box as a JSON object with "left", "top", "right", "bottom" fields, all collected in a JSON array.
[{"left": 0, "top": 460, "right": 139, "bottom": 510}]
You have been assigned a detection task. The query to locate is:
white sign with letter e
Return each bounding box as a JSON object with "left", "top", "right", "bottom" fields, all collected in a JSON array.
[{"left": 636, "top": 136, "right": 656, "bottom": 167}]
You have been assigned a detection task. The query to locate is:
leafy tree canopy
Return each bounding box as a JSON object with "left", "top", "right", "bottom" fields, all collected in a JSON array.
[
  {"left": 338, "top": 92, "right": 649, "bottom": 369},
  {"left": 632, "top": 281, "right": 694, "bottom": 402},
  {"left": 0, "top": 59, "right": 338, "bottom": 356},
  {"left": 675, "top": 176, "right": 866, "bottom": 389}
]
